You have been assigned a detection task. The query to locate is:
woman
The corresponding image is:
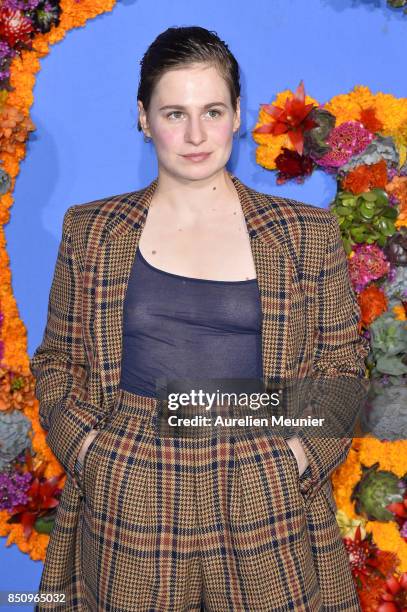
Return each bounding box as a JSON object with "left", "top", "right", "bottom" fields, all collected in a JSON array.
[{"left": 31, "top": 26, "right": 369, "bottom": 611}]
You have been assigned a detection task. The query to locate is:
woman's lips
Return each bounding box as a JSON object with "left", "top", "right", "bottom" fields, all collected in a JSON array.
[{"left": 182, "top": 153, "right": 212, "bottom": 162}]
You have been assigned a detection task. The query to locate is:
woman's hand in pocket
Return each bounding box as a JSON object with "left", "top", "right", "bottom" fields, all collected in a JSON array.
[
  {"left": 77, "top": 428, "right": 99, "bottom": 465},
  {"left": 286, "top": 435, "right": 310, "bottom": 477}
]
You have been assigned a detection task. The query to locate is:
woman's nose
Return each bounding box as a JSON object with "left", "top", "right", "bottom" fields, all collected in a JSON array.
[{"left": 185, "top": 118, "right": 206, "bottom": 145}]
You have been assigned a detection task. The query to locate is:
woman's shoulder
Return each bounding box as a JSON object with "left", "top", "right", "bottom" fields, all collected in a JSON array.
[
  {"left": 65, "top": 178, "right": 159, "bottom": 238},
  {"left": 247, "top": 184, "right": 338, "bottom": 247},
  {"left": 228, "top": 175, "right": 337, "bottom": 233},
  {"left": 60, "top": 187, "right": 146, "bottom": 270},
  {"left": 68, "top": 187, "right": 144, "bottom": 221},
  {"left": 253, "top": 187, "right": 336, "bottom": 228},
  {"left": 245, "top": 184, "right": 342, "bottom": 265},
  {"left": 64, "top": 185, "right": 149, "bottom": 242}
]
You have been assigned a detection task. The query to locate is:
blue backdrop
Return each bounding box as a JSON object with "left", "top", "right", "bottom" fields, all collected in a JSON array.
[{"left": 2, "top": 0, "right": 405, "bottom": 606}]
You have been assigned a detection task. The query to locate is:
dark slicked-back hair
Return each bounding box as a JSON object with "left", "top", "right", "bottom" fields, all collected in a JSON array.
[{"left": 137, "top": 26, "right": 241, "bottom": 131}]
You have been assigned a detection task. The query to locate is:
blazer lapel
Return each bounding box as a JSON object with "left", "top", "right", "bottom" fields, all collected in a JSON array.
[{"left": 94, "top": 173, "right": 293, "bottom": 414}]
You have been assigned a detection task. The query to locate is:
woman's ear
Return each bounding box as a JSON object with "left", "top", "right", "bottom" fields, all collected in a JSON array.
[
  {"left": 233, "top": 96, "right": 241, "bottom": 133},
  {"left": 137, "top": 100, "right": 151, "bottom": 137}
]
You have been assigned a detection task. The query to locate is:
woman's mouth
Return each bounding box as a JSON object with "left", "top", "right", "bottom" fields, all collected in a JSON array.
[{"left": 181, "top": 153, "right": 212, "bottom": 162}]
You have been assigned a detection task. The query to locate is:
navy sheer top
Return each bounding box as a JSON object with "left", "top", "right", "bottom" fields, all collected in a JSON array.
[{"left": 119, "top": 246, "right": 264, "bottom": 398}]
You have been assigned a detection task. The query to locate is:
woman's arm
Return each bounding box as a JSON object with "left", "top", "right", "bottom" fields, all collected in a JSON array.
[
  {"left": 288, "top": 214, "right": 370, "bottom": 502},
  {"left": 30, "top": 206, "right": 109, "bottom": 493}
]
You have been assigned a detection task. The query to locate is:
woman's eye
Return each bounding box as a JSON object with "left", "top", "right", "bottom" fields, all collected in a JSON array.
[
  {"left": 166, "top": 109, "right": 222, "bottom": 120},
  {"left": 167, "top": 111, "right": 183, "bottom": 119}
]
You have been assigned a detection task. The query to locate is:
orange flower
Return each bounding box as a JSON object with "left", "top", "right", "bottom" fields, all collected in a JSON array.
[
  {"left": 358, "top": 284, "right": 388, "bottom": 328},
  {"left": 0, "top": 0, "right": 118, "bottom": 562},
  {"left": 0, "top": 104, "right": 36, "bottom": 156},
  {"left": 393, "top": 304, "right": 407, "bottom": 321},
  {"left": 386, "top": 175, "right": 407, "bottom": 206},
  {"left": 396, "top": 200, "right": 407, "bottom": 229},
  {"left": 341, "top": 159, "right": 388, "bottom": 195},
  {"left": 386, "top": 174, "right": 407, "bottom": 229}
]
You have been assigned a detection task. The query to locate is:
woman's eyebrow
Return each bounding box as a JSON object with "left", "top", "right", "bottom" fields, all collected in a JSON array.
[{"left": 159, "top": 102, "right": 228, "bottom": 111}]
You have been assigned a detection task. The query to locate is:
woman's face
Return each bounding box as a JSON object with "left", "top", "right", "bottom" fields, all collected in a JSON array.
[{"left": 138, "top": 63, "right": 240, "bottom": 182}]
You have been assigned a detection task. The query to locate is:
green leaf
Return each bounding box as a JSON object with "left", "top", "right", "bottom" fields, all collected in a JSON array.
[
  {"left": 338, "top": 191, "right": 354, "bottom": 200},
  {"left": 360, "top": 204, "right": 376, "bottom": 219},
  {"left": 335, "top": 206, "right": 354, "bottom": 216},
  {"left": 375, "top": 193, "right": 390, "bottom": 207},
  {"left": 364, "top": 201, "right": 377, "bottom": 209},
  {"left": 360, "top": 192, "right": 378, "bottom": 202},
  {"left": 375, "top": 355, "right": 407, "bottom": 376},
  {"left": 376, "top": 219, "right": 395, "bottom": 235},
  {"left": 342, "top": 237, "right": 352, "bottom": 254},
  {"left": 382, "top": 207, "right": 398, "bottom": 220}
]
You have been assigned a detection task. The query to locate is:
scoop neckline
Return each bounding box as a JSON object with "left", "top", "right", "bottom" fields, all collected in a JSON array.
[{"left": 137, "top": 247, "right": 257, "bottom": 284}]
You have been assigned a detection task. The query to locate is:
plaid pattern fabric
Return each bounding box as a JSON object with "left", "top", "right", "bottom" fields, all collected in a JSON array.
[
  {"left": 64, "top": 388, "right": 360, "bottom": 610},
  {"left": 30, "top": 172, "right": 369, "bottom": 610}
]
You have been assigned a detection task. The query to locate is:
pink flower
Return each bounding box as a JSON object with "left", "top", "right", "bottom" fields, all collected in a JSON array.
[
  {"left": 348, "top": 244, "right": 390, "bottom": 292},
  {"left": 313, "top": 121, "right": 374, "bottom": 168}
]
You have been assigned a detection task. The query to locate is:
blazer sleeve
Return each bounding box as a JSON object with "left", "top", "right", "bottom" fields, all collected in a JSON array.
[
  {"left": 293, "top": 214, "right": 370, "bottom": 504},
  {"left": 30, "top": 206, "right": 109, "bottom": 493}
]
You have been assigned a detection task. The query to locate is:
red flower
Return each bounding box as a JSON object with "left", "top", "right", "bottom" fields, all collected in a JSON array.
[
  {"left": 254, "top": 80, "right": 318, "bottom": 155},
  {"left": 0, "top": 8, "right": 33, "bottom": 48},
  {"left": 377, "top": 573, "right": 407, "bottom": 610},
  {"left": 275, "top": 147, "right": 314, "bottom": 184},
  {"left": 7, "top": 450, "right": 64, "bottom": 539},
  {"left": 386, "top": 502, "right": 407, "bottom": 520},
  {"left": 344, "top": 525, "right": 398, "bottom": 588},
  {"left": 360, "top": 107, "right": 384, "bottom": 134}
]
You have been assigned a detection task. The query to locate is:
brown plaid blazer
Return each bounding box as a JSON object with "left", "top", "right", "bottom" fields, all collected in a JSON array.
[{"left": 30, "top": 172, "right": 369, "bottom": 609}]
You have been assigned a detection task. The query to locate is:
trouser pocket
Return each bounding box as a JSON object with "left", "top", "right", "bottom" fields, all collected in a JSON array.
[{"left": 80, "top": 397, "right": 151, "bottom": 502}]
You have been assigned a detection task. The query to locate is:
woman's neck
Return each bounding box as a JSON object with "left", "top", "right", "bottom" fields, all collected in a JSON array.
[{"left": 150, "top": 168, "right": 236, "bottom": 218}]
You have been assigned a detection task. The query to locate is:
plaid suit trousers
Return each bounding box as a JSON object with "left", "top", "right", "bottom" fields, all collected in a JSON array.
[{"left": 72, "top": 387, "right": 323, "bottom": 611}]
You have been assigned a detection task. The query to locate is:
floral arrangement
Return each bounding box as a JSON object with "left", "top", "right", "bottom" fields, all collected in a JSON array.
[
  {"left": 0, "top": 0, "right": 116, "bottom": 560},
  {"left": 387, "top": 0, "right": 407, "bottom": 13},
  {"left": 1, "top": 3, "right": 406, "bottom": 609},
  {"left": 253, "top": 81, "right": 407, "bottom": 609}
]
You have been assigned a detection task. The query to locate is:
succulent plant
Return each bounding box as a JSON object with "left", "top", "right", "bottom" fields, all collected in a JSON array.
[
  {"left": 384, "top": 227, "right": 407, "bottom": 266},
  {"left": 303, "top": 107, "right": 336, "bottom": 159},
  {"left": 351, "top": 462, "right": 406, "bottom": 521},
  {"left": 331, "top": 188, "right": 398, "bottom": 254},
  {"left": 382, "top": 266, "right": 407, "bottom": 301},
  {"left": 369, "top": 311, "right": 407, "bottom": 376},
  {"left": 339, "top": 135, "right": 399, "bottom": 174},
  {"left": 360, "top": 378, "right": 407, "bottom": 440},
  {"left": 0, "top": 410, "right": 32, "bottom": 472},
  {"left": 0, "top": 168, "right": 11, "bottom": 195}
]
